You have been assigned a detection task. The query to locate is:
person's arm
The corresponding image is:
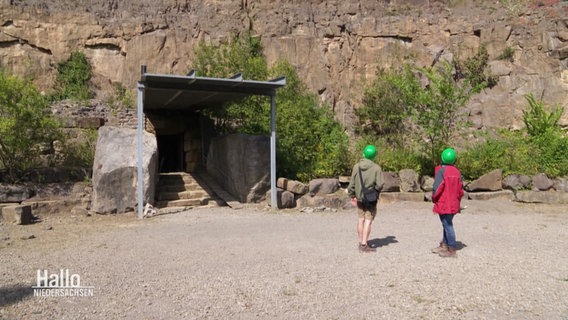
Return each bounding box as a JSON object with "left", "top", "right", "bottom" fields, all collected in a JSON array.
[
  {"left": 374, "top": 166, "right": 384, "bottom": 193},
  {"left": 347, "top": 165, "right": 357, "bottom": 198},
  {"left": 432, "top": 167, "right": 446, "bottom": 203},
  {"left": 432, "top": 180, "right": 445, "bottom": 203}
]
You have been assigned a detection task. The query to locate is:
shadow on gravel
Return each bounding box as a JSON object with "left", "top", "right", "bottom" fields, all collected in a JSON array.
[
  {"left": 367, "top": 236, "right": 398, "bottom": 248},
  {"left": 455, "top": 241, "right": 467, "bottom": 250},
  {"left": 0, "top": 284, "right": 34, "bottom": 307}
]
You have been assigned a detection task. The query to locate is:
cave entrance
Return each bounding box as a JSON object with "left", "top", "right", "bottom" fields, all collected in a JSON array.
[{"left": 157, "top": 133, "right": 183, "bottom": 173}]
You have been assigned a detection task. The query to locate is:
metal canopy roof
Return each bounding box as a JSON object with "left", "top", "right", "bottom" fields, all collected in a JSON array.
[
  {"left": 136, "top": 67, "right": 286, "bottom": 218},
  {"left": 140, "top": 70, "right": 287, "bottom": 112}
]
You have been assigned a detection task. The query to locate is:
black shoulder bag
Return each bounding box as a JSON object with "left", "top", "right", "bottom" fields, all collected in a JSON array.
[{"left": 358, "top": 167, "right": 377, "bottom": 208}]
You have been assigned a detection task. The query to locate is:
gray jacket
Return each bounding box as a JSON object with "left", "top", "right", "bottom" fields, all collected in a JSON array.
[{"left": 347, "top": 158, "right": 384, "bottom": 199}]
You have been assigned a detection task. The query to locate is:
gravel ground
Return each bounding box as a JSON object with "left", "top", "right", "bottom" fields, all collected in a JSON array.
[{"left": 1, "top": 199, "right": 567, "bottom": 320}]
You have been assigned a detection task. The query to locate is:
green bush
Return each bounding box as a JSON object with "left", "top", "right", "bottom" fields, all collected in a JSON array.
[
  {"left": 350, "top": 137, "right": 431, "bottom": 176},
  {"left": 377, "top": 145, "right": 430, "bottom": 175},
  {"left": 357, "top": 67, "right": 413, "bottom": 143},
  {"left": 454, "top": 45, "right": 497, "bottom": 91},
  {"left": 459, "top": 130, "right": 534, "bottom": 180},
  {"left": 51, "top": 51, "right": 94, "bottom": 101},
  {"left": 460, "top": 95, "right": 568, "bottom": 179},
  {"left": 529, "top": 128, "right": 568, "bottom": 178},
  {"left": 0, "top": 70, "right": 63, "bottom": 181},
  {"left": 459, "top": 130, "right": 568, "bottom": 180}
]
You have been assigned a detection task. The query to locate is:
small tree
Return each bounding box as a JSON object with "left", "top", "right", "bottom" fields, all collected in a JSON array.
[
  {"left": 357, "top": 61, "right": 478, "bottom": 172},
  {"left": 411, "top": 61, "right": 474, "bottom": 165},
  {"left": 0, "top": 70, "right": 62, "bottom": 181}
]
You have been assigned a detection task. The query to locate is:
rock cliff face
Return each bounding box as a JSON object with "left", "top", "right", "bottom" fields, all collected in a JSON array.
[{"left": 1, "top": 0, "right": 567, "bottom": 132}]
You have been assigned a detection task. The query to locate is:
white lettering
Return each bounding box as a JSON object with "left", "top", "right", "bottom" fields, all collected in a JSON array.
[
  {"left": 70, "top": 273, "right": 81, "bottom": 287},
  {"left": 36, "top": 269, "right": 48, "bottom": 287},
  {"left": 48, "top": 274, "right": 59, "bottom": 287},
  {"left": 33, "top": 288, "right": 95, "bottom": 297},
  {"left": 33, "top": 269, "right": 94, "bottom": 297}
]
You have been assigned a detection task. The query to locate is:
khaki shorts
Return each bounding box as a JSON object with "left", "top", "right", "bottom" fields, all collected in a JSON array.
[{"left": 357, "top": 201, "right": 377, "bottom": 220}]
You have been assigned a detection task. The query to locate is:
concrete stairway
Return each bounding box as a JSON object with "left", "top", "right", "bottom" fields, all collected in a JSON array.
[{"left": 155, "top": 172, "right": 225, "bottom": 209}]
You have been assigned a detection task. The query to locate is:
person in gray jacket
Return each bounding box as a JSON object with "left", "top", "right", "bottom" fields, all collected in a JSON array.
[{"left": 348, "top": 145, "right": 384, "bottom": 253}]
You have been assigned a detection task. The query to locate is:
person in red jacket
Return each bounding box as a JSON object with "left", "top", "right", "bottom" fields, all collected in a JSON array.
[{"left": 431, "top": 148, "right": 464, "bottom": 258}]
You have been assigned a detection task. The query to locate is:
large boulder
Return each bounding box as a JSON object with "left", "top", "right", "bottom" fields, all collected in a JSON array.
[
  {"left": 308, "top": 178, "right": 340, "bottom": 196},
  {"left": 206, "top": 134, "right": 270, "bottom": 203},
  {"left": 296, "top": 192, "right": 350, "bottom": 209},
  {"left": 277, "top": 178, "right": 308, "bottom": 195},
  {"left": 0, "top": 184, "right": 34, "bottom": 203},
  {"left": 466, "top": 169, "right": 503, "bottom": 192},
  {"left": 399, "top": 169, "right": 420, "bottom": 192},
  {"left": 265, "top": 188, "right": 295, "bottom": 209},
  {"left": 532, "top": 173, "right": 553, "bottom": 191},
  {"left": 503, "top": 174, "right": 531, "bottom": 191},
  {"left": 515, "top": 191, "right": 568, "bottom": 204},
  {"left": 91, "top": 126, "right": 158, "bottom": 214},
  {"left": 0, "top": 205, "right": 33, "bottom": 225},
  {"left": 381, "top": 172, "right": 401, "bottom": 192},
  {"left": 420, "top": 175, "right": 434, "bottom": 192},
  {"left": 553, "top": 177, "right": 568, "bottom": 192}
]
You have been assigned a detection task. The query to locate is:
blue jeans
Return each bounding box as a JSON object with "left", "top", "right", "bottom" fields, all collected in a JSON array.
[{"left": 439, "top": 214, "right": 456, "bottom": 248}]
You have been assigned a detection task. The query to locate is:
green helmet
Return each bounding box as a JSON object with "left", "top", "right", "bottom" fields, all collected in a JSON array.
[
  {"left": 441, "top": 148, "right": 457, "bottom": 164},
  {"left": 363, "top": 145, "right": 377, "bottom": 160}
]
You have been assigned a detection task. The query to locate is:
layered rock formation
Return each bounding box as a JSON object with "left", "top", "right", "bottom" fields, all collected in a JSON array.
[{"left": 1, "top": 0, "right": 567, "bottom": 132}]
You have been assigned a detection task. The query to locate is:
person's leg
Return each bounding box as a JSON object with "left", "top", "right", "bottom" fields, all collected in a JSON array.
[
  {"left": 439, "top": 214, "right": 448, "bottom": 245},
  {"left": 360, "top": 205, "right": 377, "bottom": 252},
  {"left": 440, "top": 214, "right": 456, "bottom": 248},
  {"left": 357, "top": 216, "right": 365, "bottom": 245},
  {"left": 362, "top": 218, "right": 373, "bottom": 244},
  {"left": 357, "top": 202, "right": 366, "bottom": 245},
  {"left": 431, "top": 214, "right": 449, "bottom": 253},
  {"left": 439, "top": 214, "right": 457, "bottom": 257},
  {"left": 359, "top": 217, "right": 376, "bottom": 252}
]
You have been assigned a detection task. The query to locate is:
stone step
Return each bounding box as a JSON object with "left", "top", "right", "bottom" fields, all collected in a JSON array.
[
  {"left": 158, "top": 172, "right": 198, "bottom": 185},
  {"left": 155, "top": 172, "right": 224, "bottom": 209},
  {"left": 158, "top": 184, "right": 202, "bottom": 193},
  {"left": 156, "top": 198, "right": 203, "bottom": 208},
  {"left": 157, "top": 190, "right": 208, "bottom": 201},
  {"left": 156, "top": 197, "right": 225, "bottom": 208}
]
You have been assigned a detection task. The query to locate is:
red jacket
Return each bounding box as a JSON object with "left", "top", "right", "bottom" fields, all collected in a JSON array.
[{"left": 432, "top": 164, "right": 464, "bottom": 214}]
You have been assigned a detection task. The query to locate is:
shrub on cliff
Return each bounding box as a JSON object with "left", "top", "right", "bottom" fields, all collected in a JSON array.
[
  {"left": 51, "top": 51, "right": 94, "bottom": 101},
  {"left": 459, "top": 94, "right": 568, "bottom": 179}
]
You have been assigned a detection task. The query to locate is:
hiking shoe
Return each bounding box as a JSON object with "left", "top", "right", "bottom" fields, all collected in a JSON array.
[
  {"left": 359, "top": 244, "right": 376, "bottom": 253},
  {"left": 431, "top": 242, "right": 448, "bottom": 254},
  {"left": 438, "top": 247, "right": 457, "bottom": 258}
]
